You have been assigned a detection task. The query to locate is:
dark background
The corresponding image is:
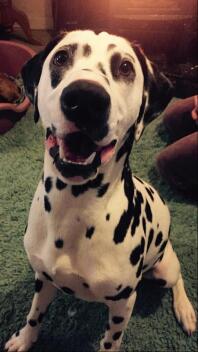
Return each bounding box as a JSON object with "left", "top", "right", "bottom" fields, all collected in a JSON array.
[{"left": 52, "top": 0, "right": 198, "bottom": 98}]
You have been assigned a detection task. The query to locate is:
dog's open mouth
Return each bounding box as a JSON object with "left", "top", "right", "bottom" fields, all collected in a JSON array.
[{"left": 45, "top": 130, "right": 116, "bottom": 180}]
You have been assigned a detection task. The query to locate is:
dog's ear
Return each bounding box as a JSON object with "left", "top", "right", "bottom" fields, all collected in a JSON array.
[
  {"left": 21, "top": 32, "right": 66, "bottom": 122},
  {"left": 132, "top": 44, "right": 173, "bottom": 141}
]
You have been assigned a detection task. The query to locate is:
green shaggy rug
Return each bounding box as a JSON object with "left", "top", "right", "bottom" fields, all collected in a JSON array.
[{"left": 0, "top": 106, "right": 197, "bottom": 352}]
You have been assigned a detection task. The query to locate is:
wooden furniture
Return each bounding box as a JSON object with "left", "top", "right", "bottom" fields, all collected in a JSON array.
[
  {"left": 52, "top": 0, "right": 196, "bottom": 59},
  {"left": 52, "top": 0, "right": 110, "bottom": 33},
  {"left": 0, "top": 0, "right": 41, "bottom": 44}
]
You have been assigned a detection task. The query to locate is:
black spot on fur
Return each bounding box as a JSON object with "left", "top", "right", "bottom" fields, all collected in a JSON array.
[
  {"left": 130, "top": 237, "right": 145, "bottom": 266},
  {"left": 86, "top": 226, "right": 95, "bottom": 239},
  {"left": 44, "top": 195, "right": 51, "bottom": 212},
  {"left": 114, "top": 162, "right": 134, "bottom": 244},
  {"left": 116, "top": 129, "right": 134, "bottom": 162},
  {"left": 104, "top": 342, "right": 112, "bottom": 350},
  {"left": 134, "top": 175, "right": 144, "bottom": 184},
  {"left": 159, "top": 194, "right": 166, "bottom": 204},
  {"left": 45, "top": 177, "right": 52, "bottom": 193},
  {"left": 158, "top": 252, "right": 164, "bottom": 262},
  {"left": 55, "top": 238, "right": 64, "bottom": 249},
  {"left": 61, "top": 286, "right": 75, "bottom": 295},
  {"left": 155, "top": 231, "right": 163, "bottom": 246},
  {"left": 147, "top": 228, "right": 154, "bottom": 252},
  {"left": 43, "top": 271, "right": 53, "bottom": 281},
  {"left": 28, "top": 319, "right": 37, "bottom": 327},
  {"left": 72, "top": 173, "right": 103, "bottom": 197},
  {"left": 131, "top": 190, "right": 144, "bottom": 236},
  {"left": 35, "top": 279, "right": 43, "bottom": 293},
  {"left": 112, "top": 316, "right": 124, "bottom": 324},
  {"left": 142, "top": 217, "right": 146, "bottom": 235},
  {"left": 159, "top": 240, "right": 168, "bottom": 253},
  {"left": 106, "top": 213, "right": 110, "bottom": 221},
  {"left": 149, "top": 187, "right": 155, "bottom": 195},
  {"left": 38, "top": 313, "right": 45, "bottom": 323},
  {"left": 105, "top": 286, "right": 133, "bottom": 301},
  {"left": 140, "top": 236, "right": 145, "bottom": 253},
  {"left": 145, "top": 187, "right": 154, "bottom": 201},
  {"left": 83, "top": 44, "right": 91, "bottom": 57},
  {"left": 136, "top": 257, "right": 144, "bottom": 278},
  {"left": 56, "top": 178, "right": 67, "bottom": 190},
  {"left": 98, "top": 183, "right": 109, "bottom": 197},
  {"left": 113, "top": 331, "right": 122, "bottom": 341},
  {"left": 46, "top": 127, "right": 52, "bottom": 139},
  {"left": 145, "top": 200, "right": 152, "bottom": 222},
  {"left": 83, "top": 282, "right": 89, "bottom": 288},
  {"left": 116, "top": 284, "right": 122, "bottom": 291},
  {"left": 143, "top": 264, "right": 149, "bottom": 271}
]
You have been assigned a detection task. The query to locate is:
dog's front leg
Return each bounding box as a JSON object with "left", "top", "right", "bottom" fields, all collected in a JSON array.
[
  {"left": 99, "top": 291, "right": 137, "bottom": 352},
  {"left": 5, "top": 272, "right": 57, "bottom": 352}
]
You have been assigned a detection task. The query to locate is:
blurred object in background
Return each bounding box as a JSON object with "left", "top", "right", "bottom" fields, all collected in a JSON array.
[
  {"left": 52, "top": 0, "right": 197, "bottom": 62},
  {"left": 0, "top": 0, "right": 41, "bottom": 44},
  {"left": 0, "top": 40, "right": 35, "bottom": 134}
]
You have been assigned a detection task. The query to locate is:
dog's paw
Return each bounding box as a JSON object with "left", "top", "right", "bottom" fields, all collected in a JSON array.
[
  {"left": 174, "top": 297, "right": 197, "bottom": 335},
  {"left": 5, "top": 326, "right": 38, "bottom": 352}
]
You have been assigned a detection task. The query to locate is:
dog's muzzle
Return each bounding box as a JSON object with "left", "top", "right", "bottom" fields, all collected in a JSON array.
[
  {"left": 60, "top": 79, "right": 110, "bottom": 141},
  {"left": 46, "top": 131, "right": 116, "bottom": 181},
  {"left": 45, "top": 80, "right": 116, "bottom": 182}
]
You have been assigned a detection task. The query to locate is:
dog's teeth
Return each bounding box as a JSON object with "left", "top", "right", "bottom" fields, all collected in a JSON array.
[
  {"left": 62, "top": 152, "right": 96, "bottom": 165},
  {"left": 84, "top": 152, "right": 96, "bottom": 164}
]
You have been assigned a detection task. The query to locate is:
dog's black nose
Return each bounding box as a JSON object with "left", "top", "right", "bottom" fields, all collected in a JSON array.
[{"left": 60, "top": 80, "right": 110, "bottom": 141}]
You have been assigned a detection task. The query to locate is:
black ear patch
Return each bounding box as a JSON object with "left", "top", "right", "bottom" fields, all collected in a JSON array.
[
  {"left": 21, "top": 32, "right": 66, "bottom": 122},
  {"left": 21, "top": 51, "right": 44, "bottom": 103},
  {"left": 132, "top": 44, "right": 173, "bottom": 140}
]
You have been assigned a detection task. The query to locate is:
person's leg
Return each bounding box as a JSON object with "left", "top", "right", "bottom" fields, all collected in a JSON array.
[
  {"left": 156, "top": 132, "right": 198, "bottom": 198},
  {"left": 163, "top": 96, "right": 197, "bottom": 141}
]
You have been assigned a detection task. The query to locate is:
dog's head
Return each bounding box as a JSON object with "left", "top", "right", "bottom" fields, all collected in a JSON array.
[{"left": 22, "top": 30, "right": 173, "bottom": 184}]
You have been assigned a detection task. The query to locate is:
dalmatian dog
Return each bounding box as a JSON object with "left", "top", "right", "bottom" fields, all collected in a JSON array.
[{"left": 5, "top": 30, "right": 196, "bottom": 352}]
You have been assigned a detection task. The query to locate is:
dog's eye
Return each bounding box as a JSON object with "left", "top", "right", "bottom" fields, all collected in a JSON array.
[
  {"left": 119, "top": 60, "right": 134, "bottom": 76},
  {"left": 53, "top": 50, "right": 68, "bottom": 66}
]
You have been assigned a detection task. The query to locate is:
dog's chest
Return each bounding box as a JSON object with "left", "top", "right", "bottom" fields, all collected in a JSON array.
[{"left": 24, "top": 178, "right": 136, "bottom": 301}]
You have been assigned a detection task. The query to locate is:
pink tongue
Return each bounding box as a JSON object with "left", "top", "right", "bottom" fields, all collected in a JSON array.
[
  {"left": 100, "top": 144, "right": 115, "bottom": 164},
  {"left": 45, "top": 134, "right": 57, "bottom": 150}
]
